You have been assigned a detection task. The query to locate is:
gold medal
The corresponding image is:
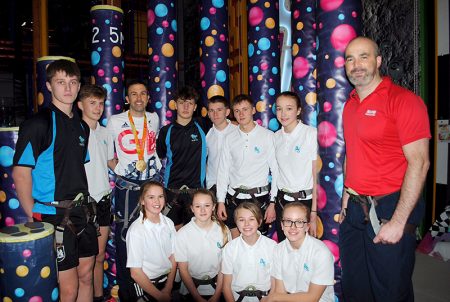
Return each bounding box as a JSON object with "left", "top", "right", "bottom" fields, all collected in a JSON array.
[{"left": 136, "top": 159, "right": 147, "bottom": 172}]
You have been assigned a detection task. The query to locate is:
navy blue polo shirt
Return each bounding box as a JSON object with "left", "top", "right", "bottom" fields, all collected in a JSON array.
[
  {"left": 13, "top": 103, "right": 90, "bottom": 214},
  {"left": 156, "top": 119, "right": 207, "bottom": 189}
]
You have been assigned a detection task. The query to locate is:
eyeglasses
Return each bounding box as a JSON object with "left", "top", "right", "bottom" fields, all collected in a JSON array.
[{"left": 281, "top": 219, "right": 309, "bottom": 228}]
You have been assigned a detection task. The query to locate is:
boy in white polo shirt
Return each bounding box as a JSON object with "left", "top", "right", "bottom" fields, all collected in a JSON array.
[
  {"left": 77, "top": 84, "right": 115, "bottom": 301},
  {"left": 206, "top": 95, "right": 237, "bottom": 192},
  {"left": 216, "top": 94, "right": 279, "bottom": 238}
]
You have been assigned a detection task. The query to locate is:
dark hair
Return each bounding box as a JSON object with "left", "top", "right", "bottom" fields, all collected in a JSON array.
[
  {"left": 208, "top": 95, "right": 230, "bottom": 108},
  {"left": 276, "top": 91, "right": 302, "bottom": 111},
  {"left": 175, "top": 86, "right": 199, "bottom": 104},
  {"left": 78, "top": 84, "right": 106, "bottom": 102},
  {"left": 192, "top": 189, "right": 230, "bottom": 247},
  {"left": 232, "top": 94, "right": 253, "bottom": 109},
  {"left": 126, "top": 79, "right": 147, "bottom": 94},
  {"left": 139, "top": 181, "right": 166, "bottom": 220},
  {"left": 283, "top": 202, "right": 311, "bottom": 222},
  {"left": 46, "top": 59, "right": 81, "bottom": 82},
  {"left": 234, "top": 201, "right": 263, "bottom": 226}
]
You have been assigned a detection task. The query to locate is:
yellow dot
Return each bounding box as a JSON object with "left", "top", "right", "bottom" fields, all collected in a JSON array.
[
  {"left": 292, "top": 44, "right": 299, "bottom": 56},
  {"left": 265, "top": 18, "right": 275, "bottom": 29},
  {"left": 16, "top": 265, "right": 29, "bottom": 277},
  {"left": 316, "top": 217, "right": 324, "bottom": 239},
  {"left": 205, "top": 36, "right": 214, "bottom": 47},
  {"left": 110, "top": 285, "right": 119, "bottom": 298},
  {"left": 154, "top": 77, "right": 160, "bottom": 83},
  {"left": 148, "top": 47, "right": 153, "bottom": 56},
  {"left": 305, "top": 92, "right": 317, "bottom": 105},
  {"left": 212, "top": 29, "right": 217, "bottom": 35},
  {"left": 112, "top": 46, "right": 121, "bottom": 58},
  {"left": 199, "top": 47, "right": 202, "bottom": 56},
  {"left": 103, "top": 261, "right": 109, "bottom": 270},
  {"left": 250, "top": 0, "right": 258, "bottom": 3},
  {"left": 207, "top": 85, "right": 225, "bottom": 99},
  {"left": 0, "top": 191, "right": 6, "bottom": 202},
  {"left": 264, "top": 2, "right": 270, "bottom": 8},
  {"left": 161, "top": 43, "right": 174, "bottom": 57},
  {"left": 0, "top": 268, "right": 4, "bottom": 273},
  {"left": 112, "top": 77, "right": 118, "bottom": 83},
  {"left": 334, "top": 213, "right": 340, "bottom": 223},
  {"left": 3, "top": 297, "right": 13, "bottom": 302},
  {"left": 257, "top": 74, "right": 263, "bottom": 81},
  {"left": 201, "top": 107, "right": 208, "bottom": 117},
  {"left": 169, "top": 100, "right": 177, "bottom": 110},
  {"left": 256, "top": 101, "right": 266, "bottom": 112},
  {"left": 40, "top": 266, "right": 50, "bottom": 278},
  {"left": 336, "top": 153, "right": 341, "bottom": 158},
  {"left": 297, "top": 22, "right": 304, "bottom": 30},
  {"left": 38, "top": 93, "right": 44, "bottom": 106},
  {"left": 316, "top": 155, "right": 322, "bottom": 172},
  {"left": 312, "top": 68, "right": 317, "bottom": 79},
  {"left": 326, "top": 78, "right": 336, "bottom": 89}
]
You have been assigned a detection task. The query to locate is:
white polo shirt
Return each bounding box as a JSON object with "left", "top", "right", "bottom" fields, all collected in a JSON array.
[
  {"left": 206, "top": 121, "right": 237, "bottom": 189},
  {"left": 274, "top": 122, "right": 317, "bottom": 197},
  {"left": 272, "top": 235, "right": 335, "bottom": 302},
  {"left": 222, "top": 233, "right": 277, "bottom": 301},
  {"left": 175, "top": 218, "right": 232, "bottom": 295},
  {"left": 216, "top": 124, "right": 279, "bottom": 202},
  {"left": 126, "top": 212, "right": 176, "bottom": 279},
  {"left": 106, "top": 111, "right": 162, "bottom": 180},
  {"left": 84, "top": 123, "right": 114, "bottom": 202}
]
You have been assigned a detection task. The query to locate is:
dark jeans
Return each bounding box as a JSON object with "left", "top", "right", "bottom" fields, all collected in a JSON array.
[{"left": 339, "top": 191, "right": 424, "bottom": 302}]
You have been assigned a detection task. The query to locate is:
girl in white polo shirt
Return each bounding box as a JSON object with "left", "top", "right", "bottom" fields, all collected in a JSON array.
[
  {"left": 175, "top": 189, "right": 231, "bottom": 301},
  {"left": 263, "top": 202, "right": 334, "bottom": 302},
  {"left": 126, "top": 181, "right": 177, "bottom": 302},
  {"left": 274, "top": 91, "right": 318, "bottom": 241},
  {"left": 222, "top": 202, "right": 277, "bottom": 302}
]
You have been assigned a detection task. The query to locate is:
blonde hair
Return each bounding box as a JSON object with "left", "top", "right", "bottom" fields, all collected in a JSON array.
[
  {"left": 234, "top": 201, "right": 263, "bottom": 226},
  {"left": 192, "top": 189, "right": 229, "bottom": 247},
  {"left": 283, "top": 202, "right": 311, "bottom": 222},
  {"left": 139, "top": 181, "right": 166, "bottom": 221}
]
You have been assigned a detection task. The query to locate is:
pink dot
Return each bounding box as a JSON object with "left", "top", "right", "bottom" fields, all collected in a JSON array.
[
  {"left": 219, "top": 34, "right": 226, "bottom": 41},
  {"left": 334, "top": 56, "right": 345, "bottom": 68},
  {"left": 162, "top": 20, "right": 169, "bottom": 28},
  {"left": 200, "top": 62, "right": 205, "bottom": 78},
  {"left": 256, "top": 119, "right": 263, "bottom": 126},
  {"left": 165, "top": 120, "right": 171, "bottom": 126},
  {"left": 147, "top": 10, "right": 155, "bottom": 27},
  {"left": 269, "top": 78, "right": 273, "bottom": 83},
  {"left": 23, "top": 249, "right": 32, "bottom": 258},
  {"left": 331, "top": 228, "right": 338, "bottom": 235},
  {"left": 260, "top": 62, "right": 269, "bottom": 71},
  {"left": 319, "top": 22, "right": 323, "bottom": 29},
  {"left": 153, "top": 55, "right": 159, "bottom": 62},
  {"left": 317, "top": 185, "right": 327, "bottom": 209},
  {"left": 312, "top": 23, "right": 316, "bottom": 30},
  {"left": 5, "top": 217, "right": 14, "bottom": 226},
  {"left": 318, "top": 121, "right": 337, "bottom": 147},
  {"left": 29, "top": 296, "right": 43, "bottom": 302},
  {"left": 201, "top": 80, "right": 206, "bottom": 88},
  {"left": 312, "top": 42, "right": 316, "bottom": 48},
  {"left": 218, "top": 48, "right": 222, "bottom": 52},
  {"left": 209, "top": 7, "right": 216, "bottom": 14},
  {"left": 105, "top": 77, "right": 110, "bottom": 82},
  {"left": 249, "top": 75, "right": 253, "bottom": 82},
  {"left": 105, "top": 252, "right": 110, "bottom": 260},
  {"left": 324, "top": 101, "right": 332, "bottom": 112},
  {"left": 352, "top": 11, "right": 358, "bottom": 18},
  {"left": 97, "top": 69, "right": 105, "bottom": 77},
  {"left": 113, "top": 66, "right": 119, "bottom": 73},
  {"left": 248, "top": 7, "right": 264, "bottom": 26},
  {"left": 293, "top": 57, "right": 309, "bottom": 79},
  {"left": 165, "top": 67, "right": 170, "bottom": 71},
  {"left": 293, "top": 10, "right": 300, "bottom": 19},
  {"left": 330, "top": 24, "right": 357, "bottom": 52},
  {"left": 320, "top": 0, "right": 344, "bottom": 11},
  {"left": 111, "top": 263, "right": 116, "bottom": 274},
  {"left": 166, "top": 111, "right": 173, "bottom": 118},
  {"left": 323, "top": 240, "right": 340, "bottom": 262},
  {"left": 113, "top": 88, "right": 118, "bottom": 93},
  {"left": 109, "top": 181, "right": 116, "bottom": 188},
  {"left": 169, "top": 34, "right": 175, "bottom": 41}
]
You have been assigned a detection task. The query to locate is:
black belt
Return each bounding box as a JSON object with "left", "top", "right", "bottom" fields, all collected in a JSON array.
[
  {"left": 192, "top": 275, "right": 217, "bottom": 289},
  {"left": 36, "top": 194, "right": 94, "bottom": 209},
  {"left": 279, "top": 188, "right": 313, "bottom": 200},
  {"left": 227, "top": 185, "right": 270, "bottom": 207},
  {"left": 236, "top": 288, "right": 268, "bottom": 302}
]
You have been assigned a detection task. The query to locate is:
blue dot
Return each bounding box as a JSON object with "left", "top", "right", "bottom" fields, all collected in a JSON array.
[
  {"left": 260, "top": 95, "right": 264, "bottom": 100},
  {"left": 325, "top": 176, "right": 330, "bottom": 182},
  {"left": 258, "top": 37, "right": 271, "bottom": 51},
  {"left": 155, "top": 4, "right": 168, "bottom": 17},
  {"left": 165, "top": 81, "right": 172, "bottom": 88},
  {"left": 156, "top": 87, "right": 161, "bottom": 92},
  {"left": 328, "top": 162, "right": 335, "bottom": 168},
  {"left": 312, "top": 54, "right": 317, "bottom": 61},
  {"left": 51, "top": 287, "right": 59, "bottom": 301},
  {"left": 101, "top": 118, "right": 108, "bottom": 126},
  {"left": 248, "top": 44, "right": 254, "bottom": 57},
  {"left": 122, "top": 60, "right": 125, "bottom": 67},
  {"left": 171, "top": 20, "right": 177, "bottom": 32},
  {"left": 252, "top": 66, "right": 259, "bottom": 74},
  {"left": 268, "top": 118, "right": 280, "bottom": 131},
  {"left": 15, "top": 288, "right": 25, "bottom": 297},
  {"left": 105, "top": 20, "right": 110, "bottom": 25},
  {"left": 272, "top": 52, "right": 276, "bottom": 57},
  {"left": 338, "top": 14, "right": 345, "bottom": 20},
  {"left": 272, "top": 103, "right": 277, "bottom": 114},
  {"left": 102, "top": 84, "right": 112, "bottom": 94},
  {"left": 216, "top": 70, "right": 227, "bottom": 82},
  {"left": 156, "top": 27, "right": 163, "bottom": 35},
  {"left": 256, "top": 26, "right": 260, "bottom": 31},
  {"left": 155, "top": 102, "right": 163, "bottom": 109},
  {"left": 97, "top": 47, "right": 102, "bottom": 52},
  {"left": 91, "top": 51, "right": 100, "bottom": 66},
  {"left": 200, "top": 17, "right": 210, "bottom": 30},
  {"left": 297, "top": 38, "right": 302, "bottom": 44},
  {"left": 299, "top": 85, "right": 304, "bottom": 91},
  {"left": 306, "top": 7, "right": 312, "bottom": 13},
  {"left": 9, "top": 198, "right": 19, "bottom": 210},
  {"left": 156, "top": 67, "right": 161, "bottom": 72},
  {"left": 105, "top": 100, "right": 111, "bottom": 106},
  {"left": 0, "top": 146, "right": 14, "bottom": 167},
  {"left": 257, "top": 50, "right": 261, "bottom": 55},
  {"left": 212, "top": 0, "right": 225, "bottom": 8},
  {"left": 217, "top": 58, "right": 223, "bottom": 63},
  {"left": 272, "top": 67, "right": 278, "bottom": 74},
  {"left": 103, "top": 273, "right": 109, "bottom": 288},
  {"left": 335, "top": 174, "right": 344, "bottom": 198},
  {"left": 268, "top": 88, "right": 275, "bottom": 96}
]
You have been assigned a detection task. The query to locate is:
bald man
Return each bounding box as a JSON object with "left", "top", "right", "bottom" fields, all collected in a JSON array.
[{"left": 339, "top": 37, "right": 430, "bottom": 302}]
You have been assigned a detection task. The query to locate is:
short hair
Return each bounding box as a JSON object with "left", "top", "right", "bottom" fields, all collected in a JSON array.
[
  {"left": 138, "top": 181, "right": 166, "bottom": 220},
  {"left": 232, "top": 94, "right": 253, "bottom": 108},
  {"left": 46, "top": 59, "right": 81, "bottom": 82},
  {"left": 208, "top": 95, "right": 230, "bottom": 108},
  {"left": 345, "top": 36, "right": 380, "bottom": 57},
  {"left": 234, "top": 201, "right": 263, "bottom": 225},
  {"left": 282, "top": 202, "right": 311, "bottom": 222},
  {"left": 78, "top": 84, "right": 106, "bottom": 102},
  {"left": 175, "top": 86, "right": 199, "bottom": 103},
  {"left": 276, "top": 91, "right": 302, "bottom": 110},
  {"left": 126, "top": 79, "right": 147, "bottom": 94}
]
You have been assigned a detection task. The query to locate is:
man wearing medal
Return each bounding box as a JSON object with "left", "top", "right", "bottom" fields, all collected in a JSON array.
[{"left": 106, "top": 79, "right": 162, "bottom": 301}]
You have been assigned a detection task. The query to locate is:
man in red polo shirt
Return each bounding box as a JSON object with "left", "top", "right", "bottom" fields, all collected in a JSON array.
[{"left": 339, "top": 36, "right": 430, "bottom": 302}]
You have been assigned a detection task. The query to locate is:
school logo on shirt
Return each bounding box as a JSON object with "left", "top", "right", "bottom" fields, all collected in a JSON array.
[
  {"left": 191, "top": 134, "right": 199, "bottom": 142},
  {"left": 303, "top": 263, "right": 310, "bottom": 272},
  {"left": 259, "top": 258, "right": 266, "bottom": 267},
  {"left": 254, "top": 146, "right": 261, "bottom": 154},
  {"left": 56, "top": 246, "right": 66, "bottom": 262},
  {"left": 365, "top": 110, "right": 377, "bottom": 116},
  {"left": 79, "top": 136, "right": 85, "bottom": 147},
  {"left": 294, "top": 145, "right": 301, "bottom": 153}
]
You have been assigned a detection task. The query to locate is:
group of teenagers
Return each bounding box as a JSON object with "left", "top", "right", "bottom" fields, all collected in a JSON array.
[{"left": 12, "top": 36, "right": 431, "bottom": 302}]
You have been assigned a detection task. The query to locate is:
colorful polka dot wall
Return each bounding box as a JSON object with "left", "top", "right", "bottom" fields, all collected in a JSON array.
[
  {"left": 199, "top": 0, "right": 230, "bottom": 115},
  {"left": 247, "top": 0, "right": 281, "bottom": 131},
  {"left": 90, "top": 5, "right": 125, "bottom": 126},
  {"left": 147, "top": 1, "right": 178, "bottom": 126},
  {"left": 291, "top": 0, "right": 318, "bottom": 128},
  {"left": 0, "top": 222, "right": 58, "bottom": 301}
]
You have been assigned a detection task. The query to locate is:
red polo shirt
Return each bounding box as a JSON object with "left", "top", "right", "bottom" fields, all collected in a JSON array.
[{"left": 343, "top": 77, "right": 431, "bottom": 195}]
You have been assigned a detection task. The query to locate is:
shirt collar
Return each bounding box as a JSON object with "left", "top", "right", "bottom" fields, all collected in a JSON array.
[{"left": 349, "top": 76, "right": 392, "bottom": 103}]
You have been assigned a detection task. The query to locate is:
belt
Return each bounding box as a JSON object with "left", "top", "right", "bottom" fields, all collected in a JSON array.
[
  {"left": 192, "top": 275, "right": 217, "bottom": 289},
  {"left": 236, "top": 286, "right": 268, "bottom": 302},
  {"left": 280, "top": 188, "right": 313, "bottom": 200},
  {"left": 231, "top": 185, "right": 270, "bottom": 196},
  {"left": 36, "top": 193, "right": 94, "bottom": 209},
  {"left": 168, "top": 185, "right": 198, "bottom": 195}
]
